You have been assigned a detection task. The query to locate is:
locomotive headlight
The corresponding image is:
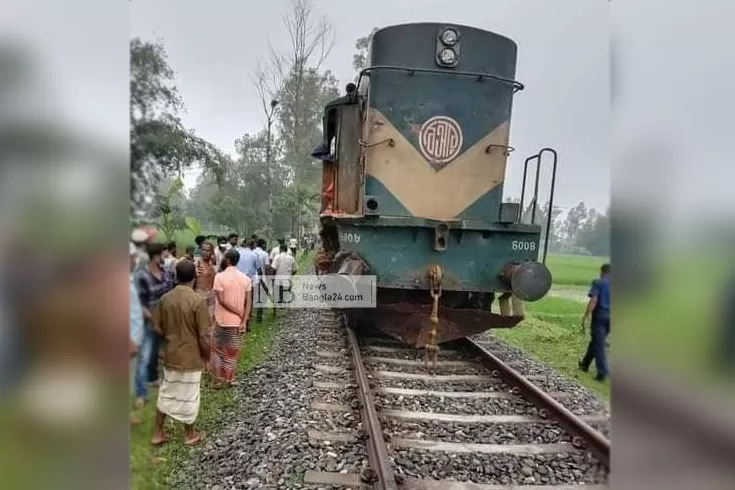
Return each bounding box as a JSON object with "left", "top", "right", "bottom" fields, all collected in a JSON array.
[
  {"left": 440, "top": 28, "right": 459, "bottom": 46},
  {"left": 439, "top": 48, "right": 457, "bottom": 65}
]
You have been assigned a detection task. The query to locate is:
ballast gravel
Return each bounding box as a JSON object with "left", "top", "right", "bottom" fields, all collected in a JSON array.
[
  {"left": 165, "top": 312, "right": 609, "bottom": 489},
  {"left": 168, "top": 309, "right": 365, "bottom": 490}
]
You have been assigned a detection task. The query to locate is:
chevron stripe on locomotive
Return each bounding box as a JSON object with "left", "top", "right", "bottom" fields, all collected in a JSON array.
[{"left": 312, "top": 22, "right": 557, "bottom": 353}]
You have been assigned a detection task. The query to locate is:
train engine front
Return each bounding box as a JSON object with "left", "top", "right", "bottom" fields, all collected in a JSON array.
[{"left": 314, "top": 23, "right": 554, "bottom": 349}]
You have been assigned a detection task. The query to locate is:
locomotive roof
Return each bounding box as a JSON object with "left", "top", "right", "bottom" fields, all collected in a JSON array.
[{"left": 371, "top": 22, "right": 517, "bottom": 47}]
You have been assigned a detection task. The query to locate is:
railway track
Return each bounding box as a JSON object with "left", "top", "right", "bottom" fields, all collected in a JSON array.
[{"left": 304, "top": 310, "right": 610, "bottom": 489}]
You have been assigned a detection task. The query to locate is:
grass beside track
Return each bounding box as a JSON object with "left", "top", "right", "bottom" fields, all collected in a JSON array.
[
  {"left": 130, "top": 251, "right": 313, "bottom": 489},
  {"left": 495, "top": 254, "right": 610, "bottom": 400}
]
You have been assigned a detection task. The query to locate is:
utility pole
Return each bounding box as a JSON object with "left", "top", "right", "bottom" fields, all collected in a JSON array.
[{"left": 265, "top": 99, "right": 279, "bottom": 236}]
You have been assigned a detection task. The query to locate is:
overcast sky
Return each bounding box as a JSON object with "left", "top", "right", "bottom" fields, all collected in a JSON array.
[
  {"left": 130, "top": 0, "right": 609, "bottom": 212},
  {"left": 5, "top": 0, "right": 733, "bottom": 225}
]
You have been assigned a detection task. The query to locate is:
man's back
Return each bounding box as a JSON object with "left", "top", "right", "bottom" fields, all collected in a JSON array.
[
  {"left": 589, "top": 275, "right": 610, "bottom": 314},
  {"left": 214, "top": 267, "right": 251, "bottom": 326},
  {"left": 156, "top": 286, "right": 210, "bottom": 371},
  {"left": 254, "top": 247, "right": 268, "bottom": 269},
  {"left": 273, "top": 253, "right": 296, "bottom": 277},
  {"left": 234, "top": 246, "right": 258, "bottom": 281}
]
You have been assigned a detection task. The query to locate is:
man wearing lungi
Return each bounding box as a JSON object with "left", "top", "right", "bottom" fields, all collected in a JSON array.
[
  {"left": 211, "top": 249, "right": 252, "bottom": 387},
  {"left": 151, "top": 260, "right": 211, "bottom": 446}
]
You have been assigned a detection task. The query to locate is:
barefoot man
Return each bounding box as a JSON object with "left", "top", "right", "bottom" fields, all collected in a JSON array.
[
  {"left": 151, "top": 260, "right": 211, "bottom": 446},
  {"left": 195, "top": 241, "right": 217, "bottom": 373}
]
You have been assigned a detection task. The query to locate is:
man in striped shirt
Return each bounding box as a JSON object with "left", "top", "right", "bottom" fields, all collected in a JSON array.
[{"left": 134, "top": 242, "right": 174, "bottom": 408}]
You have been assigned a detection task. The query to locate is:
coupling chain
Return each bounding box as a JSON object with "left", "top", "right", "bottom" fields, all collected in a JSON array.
[{"left": 428, "top": 265, "right": 443, "bottom": 324}]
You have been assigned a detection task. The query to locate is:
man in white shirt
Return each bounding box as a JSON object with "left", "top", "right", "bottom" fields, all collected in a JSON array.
[
  {"left": 288, "top": 237, "right": 298, "bottom": 257},
  {"left": 271, "top": 244, "right": 297, "bottom": 316},
  {"left": 214, "top": 236, "right": 227, "bottom": 271},
  {"left": 270, "top": 238, "right": 291, "bottom": 263}
]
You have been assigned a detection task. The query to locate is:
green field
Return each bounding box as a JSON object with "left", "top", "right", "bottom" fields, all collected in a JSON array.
[
  {"left": 546, "top": 253, "right": 609, "bottom": 286},
  {"left": 495, "top": 254, "right": 610, "bottom": 399},
  {"left": 495, "top": 250, "right": 735, "bottom": 400},
  {"left": 611, "top": 250, "right": 735, "bottom": 390}
]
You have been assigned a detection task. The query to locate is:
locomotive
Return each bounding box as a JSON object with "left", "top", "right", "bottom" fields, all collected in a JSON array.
[{"left": 313, "top": 23, "right": 556, "bottom": 359}]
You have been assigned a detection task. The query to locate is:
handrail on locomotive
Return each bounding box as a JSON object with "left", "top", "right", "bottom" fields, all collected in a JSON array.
[
  {"left": 519, "top": 148, "right": 559, "bottom": 265},
  {"left": 356, "top": 64, "right": 525, "bottom": 93}
]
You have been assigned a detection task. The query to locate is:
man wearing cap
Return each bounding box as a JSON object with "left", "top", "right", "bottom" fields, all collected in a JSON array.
[{"left": 131, "top": 227, "right": 156, "bottom": 273}]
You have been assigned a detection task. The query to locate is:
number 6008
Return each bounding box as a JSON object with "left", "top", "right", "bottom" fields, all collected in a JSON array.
[{"left": 512, "top": 240, "right": 536, "bottom": 251}]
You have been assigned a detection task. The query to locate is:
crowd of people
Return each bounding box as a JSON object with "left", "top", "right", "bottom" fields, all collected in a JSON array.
[
  {"left": 127, "top": 223, "right": 610, "bottom": 446},
  {"left": 129, "top": 226, "right": 304, "bottom": 445}
]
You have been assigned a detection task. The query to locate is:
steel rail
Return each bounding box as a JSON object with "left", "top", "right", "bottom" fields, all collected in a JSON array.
[
  {"left": 462, "top": 338, "right": 610, "bottom": 467},
  {"left": 346, "top": 324, "right": 398, "bottom": 489}
]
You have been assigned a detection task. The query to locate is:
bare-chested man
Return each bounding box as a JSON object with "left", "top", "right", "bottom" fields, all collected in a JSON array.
[
  {"left": 195, "top": 242, "right": 217, "bottom": 373},
  {"left": 195, "top": 242, "right": 217, "bottom": 319}
]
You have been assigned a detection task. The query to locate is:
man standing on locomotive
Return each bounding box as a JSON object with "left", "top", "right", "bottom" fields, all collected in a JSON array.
[{"left": 579, "top": 263, "right": 611, "bottom": 382}]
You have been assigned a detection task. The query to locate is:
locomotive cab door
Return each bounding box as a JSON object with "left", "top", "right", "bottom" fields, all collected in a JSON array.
[{"left": 318, "top": 88, "right": 363, "bottom": 216}]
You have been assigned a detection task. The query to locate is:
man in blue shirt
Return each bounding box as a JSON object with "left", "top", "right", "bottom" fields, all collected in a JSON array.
[
  {"left": 235, "top": 239, "right": 259, "bottom": 285},
  {"left": 579, "top": 263, "right": 611, "bottom": 382},
  {"left": 237, "top": 239, "right": 262, "bottom": 326}
]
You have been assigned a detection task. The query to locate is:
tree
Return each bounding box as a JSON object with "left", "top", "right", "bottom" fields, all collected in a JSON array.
[
  {"left": 196, "top": 129, "right": 293, "bottom": 237},
  {"left": 267, "top": 0, "right": 335, "bottom": 167},
  {"left": 252, "top": 48, "right": 287, "bottom": 236},
  {"left": 155, "top": 177, "right": 187, "bottom": 240},
  {"left": 537, "top": 201, "right": 564, "bottom": 254},
  {"left": 263, "top": 0, "right": 338, "bottom": 235},
  {"left": 519, "top": 200, "right": 563, "bottom": 256},
  {"left": 577, "top": 207, "right": 610, "bottom": 256},
  {"left": 277, "top": 68, "right": 339, "bottom": 187},
  {"left": 352, "top": 28, "right": 378, "bottom": 74},
  {"left": 130, "top": 38, "right": 229, "bottom": 219},
  {"left": 563, "top": 201, "right": 588, "bottom": 249},
  {"left": 133, "top": 2, "right": 341, "bottom": 240}
]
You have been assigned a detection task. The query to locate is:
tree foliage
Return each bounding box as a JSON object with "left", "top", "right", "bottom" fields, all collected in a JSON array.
[
  {"left": 352, "top": 28, "right": 378, "bottom": 74},
  {"left": 130, "top": 37, "right": 229, "bottom": 220},
  {"left": 564, "top": 201, "right": 588, "bottom": 248},
  {"left": 577, "top": 207, "right": 610, "bottom": 256},
  {"left": 155, "top": 177, "right": 186, "bottom": 240},
  {"left": 509, "top": 196, "right": 609, "bottom": 257},
  {"left": 169, "top": 0, "right": 340, "bottom": 240}
]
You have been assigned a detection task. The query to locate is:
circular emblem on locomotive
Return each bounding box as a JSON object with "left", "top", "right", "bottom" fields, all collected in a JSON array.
[{"left": 418, "top": 116, "right": 463, "bottom": 165}]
